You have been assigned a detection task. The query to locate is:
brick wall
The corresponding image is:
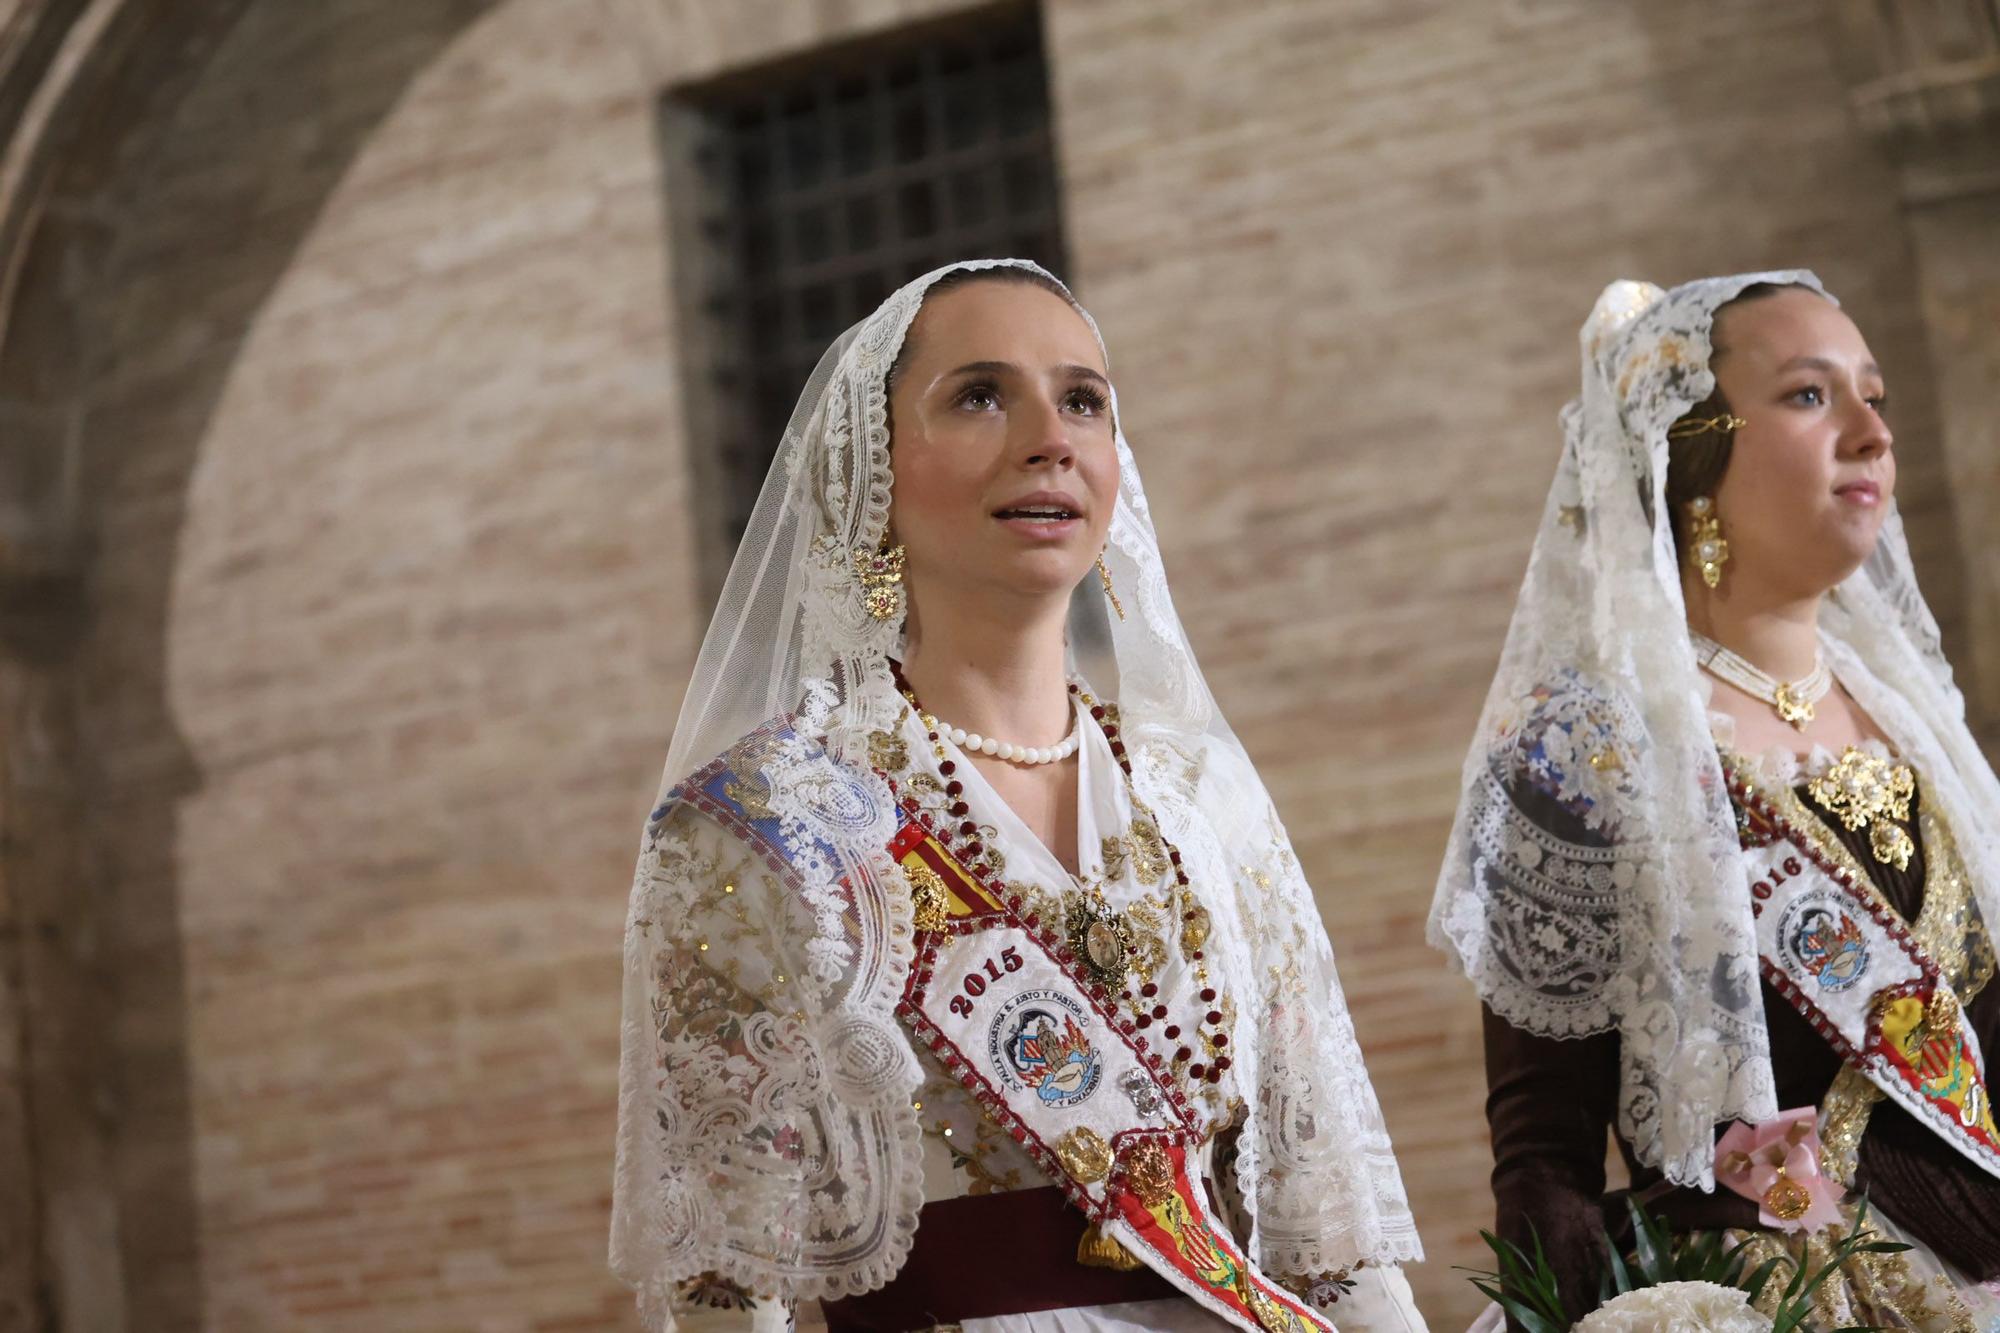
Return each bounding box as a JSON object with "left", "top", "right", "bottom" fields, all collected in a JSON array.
[
  {"left": 3, "top": 0, "right": 1974, "bottom": 1329},
  {"left": 1049, "top": 4, "right": 1956, "bottom": 1327}
]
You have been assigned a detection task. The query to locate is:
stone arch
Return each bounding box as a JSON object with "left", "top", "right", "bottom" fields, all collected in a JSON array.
[{"left": 0, "top": 4, "right": 502, "bottom": 1327}]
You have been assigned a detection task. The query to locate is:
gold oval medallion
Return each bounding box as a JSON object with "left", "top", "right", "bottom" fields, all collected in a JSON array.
[{"left": 1763, "top": 1170, "right": 1812, "bottom": 1222}]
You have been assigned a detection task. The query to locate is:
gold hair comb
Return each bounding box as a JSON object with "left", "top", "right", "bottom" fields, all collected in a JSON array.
[{"left": 1666, "top": 413, "right": 1747, "bottom": 441}]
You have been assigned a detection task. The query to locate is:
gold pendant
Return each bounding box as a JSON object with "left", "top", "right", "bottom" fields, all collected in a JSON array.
[
  {"left": 1065, "top": 889, "right": 1135, "bottom": 985},
  {"left": 1773, "top": 681, "right": 1816, "bottom": 730},
  {"left": 1762, "top": 1167, "right": 1812, "bottom": 1222},
  {"left": 1870, "top": 819, "right": 1916, "bottom": 873}
]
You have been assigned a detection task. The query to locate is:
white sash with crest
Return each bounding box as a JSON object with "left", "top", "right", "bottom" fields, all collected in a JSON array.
[
  {"left": 1726, "top": 758, "right": 2000, "bottom": 1181},
  {"left": 884, "top": 805, "right": 1335, "bottom": 1333}
]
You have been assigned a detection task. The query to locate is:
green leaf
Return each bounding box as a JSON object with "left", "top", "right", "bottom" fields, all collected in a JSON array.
[
  {"left": 1602, "top": 1239, "right": 1632, "bottom": 1297},
  {"left": 1465, "top": 1227, "right": 1569, "bottom": 1328},
  {"left": 1626, "top": 1197, "right": 1670, "bottom": 1283},
  {"left": 1742, "top": 1254, "right": 1788, "bottom": 1304}
]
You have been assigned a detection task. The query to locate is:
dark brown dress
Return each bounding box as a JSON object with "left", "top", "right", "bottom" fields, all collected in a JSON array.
[{"left": 1483, "top": 767, "right": 2000, "bottom": 1319}]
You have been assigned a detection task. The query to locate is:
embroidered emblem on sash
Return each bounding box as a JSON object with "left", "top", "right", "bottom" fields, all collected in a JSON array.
[
  {"left": 1777, "top": 897, "right": 1871, "bottom": 991},
  {"left": 990, "top": 990, "right": 1104, "bottom": 1108}
]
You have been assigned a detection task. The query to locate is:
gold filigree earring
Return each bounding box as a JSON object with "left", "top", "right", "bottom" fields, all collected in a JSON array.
[
  {"left": 1096, "top": 552, "right": 1126, "bottom": 622},
  {"left": 1686, "top": 496, "right": 1729, "bottom": 589},
  {"left": 854, "top": 542, "right": 906, "bottom": 621}
]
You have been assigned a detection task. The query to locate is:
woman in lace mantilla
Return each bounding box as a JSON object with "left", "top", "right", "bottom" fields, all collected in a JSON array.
[
  {"left": 1432, "top": 274, "right": 2000, "bottom": 1330},
  {"left": 613, "top": 261, "right": 1426, "bottom": 1333}
]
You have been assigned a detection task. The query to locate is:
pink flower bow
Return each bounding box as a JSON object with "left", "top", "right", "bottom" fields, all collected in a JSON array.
[{"left": 1714, "top": 1108, "right": 1844, "bottom": 1233}]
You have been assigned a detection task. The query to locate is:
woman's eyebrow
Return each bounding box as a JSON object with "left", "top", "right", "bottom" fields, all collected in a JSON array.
[
  {"left": 943, "top": 360, "right": 1018, "bottom": 379},
  {"left": 1775, "top": 354, "right": 1881, "bottom": 378},
  {"left": 942, "top": 360, "right": 1111, "bottom": 390}
]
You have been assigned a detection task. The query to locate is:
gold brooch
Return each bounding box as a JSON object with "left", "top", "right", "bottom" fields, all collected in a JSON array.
[
  {"left": 1116, "top": 1139, "right": 1175, "bottom": 1206},
  {"left": 1055, "top": 1126, "right": 1113, "bottom": 1184},
  {"left": 907, "top": 864, "right": 953, "bottom": 934},
  {"left": 1805, "top": 747, "right": 1916, "bottom": 870},
  {"left": 1923, "top": 986, "right": 1961, "bottom": 1046}
]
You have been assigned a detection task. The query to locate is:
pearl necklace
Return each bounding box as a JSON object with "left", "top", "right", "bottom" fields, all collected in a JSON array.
[
  {"left": 930, "top": 704, "right": 1080, "bottom": 765},
  {"left": 891, "top": 665, "right": 1081, "bottom": 766},
  {"left": 1690, "top": 631, "right": 1833, "bottom": 731}
]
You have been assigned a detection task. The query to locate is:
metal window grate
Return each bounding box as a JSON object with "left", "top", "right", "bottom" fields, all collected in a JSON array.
[{"left": 662, "top": 3, "right": 1068, "bottom": 581}]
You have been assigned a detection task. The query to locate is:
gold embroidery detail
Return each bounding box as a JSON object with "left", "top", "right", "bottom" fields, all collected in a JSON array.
[
  {"left": 1913, "top": 808, "right": 1994, "bottom": 1007},
  {"left": 722, "top": 733, "right": 784, "bottom": 819},
  {"left": 1005, "top": 879, "right": 1062, "bottom": 927},
  {"left": 1805, "top": 747, "right": 1916, "bottom": 869},
  {"left": 868, "top": 729, "right": 908, "bottom": 773},
  {"left": 1100, "top": 835, "right": 1129, "bottom": 881},
  {"left": 1125, "top": 898, "right": 1171, "bottom": 979},
  {"left": 1054, "top": 1126, "right": 1112, "bottom": 1183},
  {"left": 1818, "top": 1066, "right": 1884, "bottom": 1186},
  {"left": 724, "top": 776, "right": 775, "bottom": 820},
  {"left": 1728, "top": 1208, "right": 1974, "bottom": 1331},
  {"left": 1128, "top": 814, "right": 1171, "bottom": 885}
]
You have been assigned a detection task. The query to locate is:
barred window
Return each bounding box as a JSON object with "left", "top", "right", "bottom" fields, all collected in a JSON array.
[{"left": 662, "top": 2, "right": 1069, "bottom": 586}]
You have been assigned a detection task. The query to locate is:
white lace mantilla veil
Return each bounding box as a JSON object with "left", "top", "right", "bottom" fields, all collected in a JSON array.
[
  {"left": 1427, "top": 270, "right": 2000, "bottom": 1189},
  {"left": 611, "top": 259, "right": 1420, "bottom": 1326}
]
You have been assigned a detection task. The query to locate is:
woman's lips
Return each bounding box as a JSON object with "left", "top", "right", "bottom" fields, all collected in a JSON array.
[
  {"left": 993, "top": 513, "right": 1084, "bottom": 540},
  {"left": 1835, "top": 480, "right": 1882, "bottom": 506}
]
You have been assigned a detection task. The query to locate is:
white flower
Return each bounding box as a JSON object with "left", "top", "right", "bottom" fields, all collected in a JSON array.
[{"left": 1575, "top": 1281, "right": 1773, "bottom": 1332}]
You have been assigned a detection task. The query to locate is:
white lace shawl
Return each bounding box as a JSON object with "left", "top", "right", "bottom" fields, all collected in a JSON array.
[
  {"left": 1427, "top": 271, "right": 2000, "bottom": 1188},
  {"left": 611, "top": 261, "right": 1420, "bottom": 1329}
]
